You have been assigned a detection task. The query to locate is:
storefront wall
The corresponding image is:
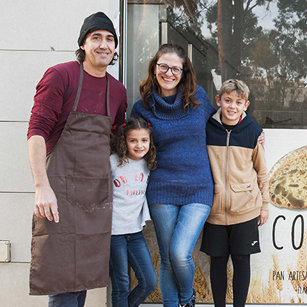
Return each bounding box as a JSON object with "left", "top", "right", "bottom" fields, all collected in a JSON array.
[
  {"left": 0, "top": 0, "right": 305, "bottom": 306},
  {"left": 0, "top": 1, "right": 120, "bottom": 306},
  {"left": 126, "top": 1, "right": 306, "bottom": 306}
]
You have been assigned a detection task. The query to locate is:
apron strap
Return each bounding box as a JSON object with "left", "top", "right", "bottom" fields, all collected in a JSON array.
[
  {"left": 72, "top": 63, "right": 84, "bottom": 112},
  {"left": 105, "top": 73, "right": 110, "bottom": 117},
  {"left": 73, "top": 63, "right": 110, "bottom": 116}
]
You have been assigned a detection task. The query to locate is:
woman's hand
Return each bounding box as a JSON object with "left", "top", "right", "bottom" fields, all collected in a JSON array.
[{"left": 258, "top": 131, "right": 265, "bottom": 145}]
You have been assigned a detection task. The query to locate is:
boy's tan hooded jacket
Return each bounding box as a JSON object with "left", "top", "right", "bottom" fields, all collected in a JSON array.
[{"left": 206, "top": 109, "right": 269, "bottom": 225}]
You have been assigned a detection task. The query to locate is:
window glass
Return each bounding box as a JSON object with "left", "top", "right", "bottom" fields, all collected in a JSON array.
[{"left": 127, "top": 0, "right": 307, "bottom": 128}]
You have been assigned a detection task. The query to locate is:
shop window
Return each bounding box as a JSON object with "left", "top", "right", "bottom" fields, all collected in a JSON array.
[{"left": 127, "top": 0, "right": 307, "bottom": 129}]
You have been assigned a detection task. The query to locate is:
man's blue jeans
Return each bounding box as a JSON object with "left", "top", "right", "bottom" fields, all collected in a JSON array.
[
  {"left": 109, "top": 231, "right": 157, "bottom": 307},
  {"left": 48, "top": 290, "right": 86, "bottom": 307},
  {"left": 150, "top": 203, "right": 211, "bottom": 307}
]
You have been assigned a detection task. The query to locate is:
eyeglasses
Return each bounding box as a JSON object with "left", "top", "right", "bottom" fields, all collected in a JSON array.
[{"left": 156, "top": 63, "right": 183, "bottom": 75}]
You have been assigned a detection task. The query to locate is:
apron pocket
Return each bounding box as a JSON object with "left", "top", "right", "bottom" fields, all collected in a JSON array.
[{"left": 66, "top": 176, "right": 110, "bottom": 212}]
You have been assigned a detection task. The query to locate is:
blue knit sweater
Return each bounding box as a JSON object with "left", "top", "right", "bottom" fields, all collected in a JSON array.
[{"left": 131, "top": 85, "right": 215, "bottom": 206}]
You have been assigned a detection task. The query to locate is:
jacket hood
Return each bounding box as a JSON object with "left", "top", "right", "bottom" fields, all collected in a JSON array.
[{"left": 210, "top": 108, "right": 254, "bottom": 132}]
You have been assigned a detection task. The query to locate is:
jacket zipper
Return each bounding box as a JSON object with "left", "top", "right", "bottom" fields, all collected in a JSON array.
[{"left": 224, "top": 130, "right": 231, "bottom": 225}]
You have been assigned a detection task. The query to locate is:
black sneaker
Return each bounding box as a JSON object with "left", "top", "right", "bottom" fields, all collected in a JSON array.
[{"left": 179, "top": 289, "right": 196, "bottom": 307}]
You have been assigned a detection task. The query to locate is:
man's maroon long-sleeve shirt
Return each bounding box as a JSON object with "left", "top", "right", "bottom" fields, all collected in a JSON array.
[{"left": 28, "top": 61, "right": 127, "bottom": 154}]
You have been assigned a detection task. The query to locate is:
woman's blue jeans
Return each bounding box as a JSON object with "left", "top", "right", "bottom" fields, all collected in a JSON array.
[
  {"left": 150, "top": 203, "right": 211, "bottom": 307},
  {"left": 109, "top": 231, "right": 157, "bottom": 307}
]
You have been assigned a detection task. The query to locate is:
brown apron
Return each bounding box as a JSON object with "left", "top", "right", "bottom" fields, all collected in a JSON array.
[{"left": 30, "top": 64, "right": 113, "bottom": 295}]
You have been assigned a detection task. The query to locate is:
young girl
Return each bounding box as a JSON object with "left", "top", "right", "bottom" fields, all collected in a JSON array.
[{"left": 109, "top": 117, "right": 157, "bottom": 307}]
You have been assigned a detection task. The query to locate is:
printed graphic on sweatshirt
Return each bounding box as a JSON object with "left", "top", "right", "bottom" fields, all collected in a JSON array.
[{"left": 113, "top": 172, "right": 147, "bottom": 196}]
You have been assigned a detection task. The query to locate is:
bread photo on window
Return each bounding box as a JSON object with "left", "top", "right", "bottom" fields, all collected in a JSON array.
[{"left": 269, "top": 145, "right": 307, "bottom": 210}]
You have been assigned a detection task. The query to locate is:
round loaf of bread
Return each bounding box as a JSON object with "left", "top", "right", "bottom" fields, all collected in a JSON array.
[{"left": 269, "top": 145, "right": 307, "bottom": 209}]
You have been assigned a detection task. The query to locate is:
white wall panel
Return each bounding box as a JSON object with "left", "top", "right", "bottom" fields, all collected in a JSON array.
[
  {"left": 0, "top": 51, "right": 119, "bottom": 121},
  {"left": 0, "top": 51, "right": 74, "bottom": 121},
  {"left": 0, "top": 194, "right": 33, "bottom": 262},
  {"left": 0, "top": 263, "right": 48, "bottom": 307},
  {"left": 0, "top": 122, "right": 33, "bottom": 192},
  {"left": 0, "top": 1, "right": 120, "bottom": 305},
  {"left": 0, "top": 50, "right": 119, "bottom": 121},
  {"left": 0, "top": 1, "right": 120, "bottom": 121},
  {"left": 85, "top": 288, "right": 107, "bottom": 307},
  {"left": 0, "top": 0, "right": 119, "bottom": 51},
  {"left": 0, "top": 1, "right": 120, "bottom": 122},
  {"left": 0, "top": 263, "right": 106, "bottom": 306}
]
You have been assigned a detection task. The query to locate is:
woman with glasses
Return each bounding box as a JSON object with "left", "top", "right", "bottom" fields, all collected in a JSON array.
[{"left": 131, "top": 43, "right": 215, "bottom": 307}]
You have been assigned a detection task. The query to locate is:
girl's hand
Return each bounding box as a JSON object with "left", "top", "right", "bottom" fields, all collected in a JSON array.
[{"left": 258, "top": 209, "right": 269, "bottom": 226}]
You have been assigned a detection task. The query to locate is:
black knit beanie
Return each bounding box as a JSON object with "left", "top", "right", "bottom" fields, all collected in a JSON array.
[{"left": 78, "top": 12, "right": 118, "bottom": 48}]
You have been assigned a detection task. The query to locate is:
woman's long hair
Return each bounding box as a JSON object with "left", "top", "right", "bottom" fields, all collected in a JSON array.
[
  {"left": 140, "top": 43, "right": 199, "bottom": 109},
  {"left": 111, "top": 117, "right": 157, "bottom": 171}
]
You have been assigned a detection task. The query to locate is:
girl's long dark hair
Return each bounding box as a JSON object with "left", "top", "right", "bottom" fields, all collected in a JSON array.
[
  {"left": 111, "top": 117, "right": 157, "bottom": 171},
  {"left": 140, "top": 43, "right": 199, "bottom": 110}
]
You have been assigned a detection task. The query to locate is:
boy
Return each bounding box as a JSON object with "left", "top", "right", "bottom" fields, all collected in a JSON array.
[{"left": 201, "top": 79, "right": 269, "bottom": 307}]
